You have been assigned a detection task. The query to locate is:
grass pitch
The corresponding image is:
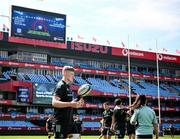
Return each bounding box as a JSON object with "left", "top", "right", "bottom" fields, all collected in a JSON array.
[{"left": 0, "top": 135, "right": 180, "bottom": 139}]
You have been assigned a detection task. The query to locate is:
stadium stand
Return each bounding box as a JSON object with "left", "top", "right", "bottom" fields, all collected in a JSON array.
[
  {"left": 0, "top": 9, "right": 179, "bottom": 135},
  {"left": 2, "top": 71, "right": 179, "bottom": 97}
]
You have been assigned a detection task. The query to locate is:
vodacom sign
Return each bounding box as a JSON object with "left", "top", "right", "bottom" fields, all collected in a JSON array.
[
  {"left": 122, "top": 49, "right": 128, "bottom": 56},
  {"left": 122, "top": 49, "right": 144, "bottom": 57},
  {"left": 157, "top": 54, "right": 177, "bottom": 62},
  {"left": 158, "top": 54, "right": 163, "bottom": 61}
]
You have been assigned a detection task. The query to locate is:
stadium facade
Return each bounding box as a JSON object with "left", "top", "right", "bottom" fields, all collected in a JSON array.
[
  {"left": 0, "top": 5, "right": 179, "bottom": 135},
  {"left": 0, "top": 31, "right": 179, "bottom": 135}
]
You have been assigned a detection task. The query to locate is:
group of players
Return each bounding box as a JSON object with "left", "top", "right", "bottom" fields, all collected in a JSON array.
[
  {"left": 45, "top": 66, "right": 159, "bottom": 139},
  {"left": 99, "top": 94, "right": 159, "bottom": 139},
  {"left": 99, "top": 100, "right": 135, "bottom": 139}
]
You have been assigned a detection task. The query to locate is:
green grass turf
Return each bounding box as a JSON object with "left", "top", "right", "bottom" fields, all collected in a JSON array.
[{"left": 0, "top": 135, "right": 180, "bottom": 139}]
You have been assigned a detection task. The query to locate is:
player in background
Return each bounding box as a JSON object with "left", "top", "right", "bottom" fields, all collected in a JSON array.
[
  {"left": 126, "top": 110, "right": 135, "bottom": 139},
  {"left": 169, "top": 123, "right": 175, "bottom": 138},
  {"left": 101, "top": 102, "right": 113, "bottom": 139},
  {"left": 99, "top": 119, "right": 104, "bottom": 139},
  {"left": 73, "top": 115, "right": 83, "bottom": 139},
  {"left": 46, "top": 115, "right": 55, "bottom": 139},
  {"left": 52, "top": 66, "right": 84, "bottom": 139},
  {"left": 130, "top": 95, "right": 159, "bottom": 139},
  {"left": 110, "top": 99, "right": 127, "bottom": 139}
]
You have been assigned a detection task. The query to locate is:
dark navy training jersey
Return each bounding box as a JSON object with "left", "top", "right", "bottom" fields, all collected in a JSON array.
[
  {"left": 103, "top": 109, "right": 113, "bottom": 127},
  {"left": 113, "top": 108, "right": 127, "bottom": 129},
  {"left": 53, "top": 80, "right": 73, "bottom": 125}
]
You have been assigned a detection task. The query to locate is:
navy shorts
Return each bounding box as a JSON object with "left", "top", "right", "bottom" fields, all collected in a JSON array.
[
  {"left": 136, "top": 135, "right": 153, "bottom": 139},
  {"left": 102, "top": 127, "right": 113, "bottom": 136},
  {"left": 114, "top": 129, "right": 125, "bottom": 139},
  {"left": 54, "top": 122, "right": 78, "bottom": 139}
]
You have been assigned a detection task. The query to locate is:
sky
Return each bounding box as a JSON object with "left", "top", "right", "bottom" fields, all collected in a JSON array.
[{"left": 0, "top": 0, "right": 179, "bottom": 55}]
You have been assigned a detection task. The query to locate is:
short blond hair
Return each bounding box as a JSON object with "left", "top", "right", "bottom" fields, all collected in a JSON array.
[{"left": 62, "top": 66, "right": 75, "bottom": 75}]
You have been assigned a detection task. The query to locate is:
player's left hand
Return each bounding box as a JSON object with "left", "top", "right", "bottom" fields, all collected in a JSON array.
[{"left": 110, "top": 126, "right": 114, "bottom": 133}]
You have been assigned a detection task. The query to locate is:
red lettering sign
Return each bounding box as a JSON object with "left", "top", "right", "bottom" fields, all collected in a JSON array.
[{"left": 70, "top": 42, "right": 108, "bottom": 54}]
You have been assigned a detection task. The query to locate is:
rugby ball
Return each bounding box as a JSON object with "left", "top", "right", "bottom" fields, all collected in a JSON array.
[{"left": 78, "top": 84, "right": 92, "bottom": 97}]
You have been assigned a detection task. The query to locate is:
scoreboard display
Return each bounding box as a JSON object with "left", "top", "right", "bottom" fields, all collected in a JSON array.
[
  {"left": 11, "top": 5, "right": 66, "bottom": 43},
  {"left": 17, "top": 87, "right": 30, "bottom": 103}
]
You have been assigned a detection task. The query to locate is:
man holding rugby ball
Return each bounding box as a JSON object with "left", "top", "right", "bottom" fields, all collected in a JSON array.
[{"left": 52, "top": 66, "right": 84, "bottom": 139}]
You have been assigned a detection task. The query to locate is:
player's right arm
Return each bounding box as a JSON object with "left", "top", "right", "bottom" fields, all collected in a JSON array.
[
  {"left": 99, "top": 119, "right": 104, "bottom": 132},
  {"left": 153, "top": 123, "right": 158, "bottom": 139},
  {"left": 152, "top": 111, "right": 158, "bottom": 139},
  {"left": 52, "top": 83, "right": 84, "bottom": 108},
  {"left": 45, "top": 119, "right": 49, "bottom": 132},
  {"left": 110, "top": 112, "right": 115, "bottom": 132},
  {"left": 130, "top": 109, "right": 138, "bottom": 125},
  {"left": 52, "top": 96, "right": 84, "bottom": 108}
]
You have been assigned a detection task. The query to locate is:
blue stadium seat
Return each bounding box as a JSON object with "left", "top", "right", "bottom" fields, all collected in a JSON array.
[
  {"left": 74, "top": 76, "right": 88, "bottom": 85},
  {"left": 0, "top": 120, "right": 37, "bottom": 127},
  {"left": 87, "top": 78, "right": 128, "bottom": 94}
]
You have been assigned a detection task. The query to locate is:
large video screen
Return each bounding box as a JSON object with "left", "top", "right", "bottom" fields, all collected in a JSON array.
[
  {"left": 33, "top": 83, "right": 56, "bottom": 104},
  {"left": 11, "top": 5, "right": 66, "bottom": 43}
]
